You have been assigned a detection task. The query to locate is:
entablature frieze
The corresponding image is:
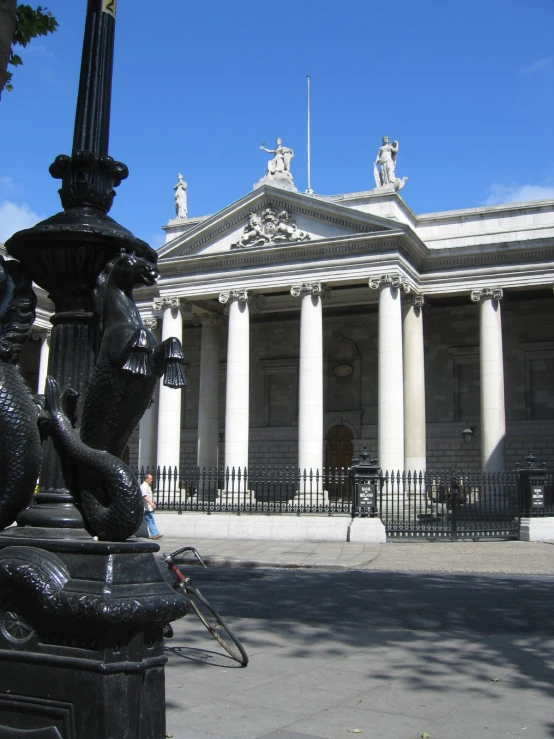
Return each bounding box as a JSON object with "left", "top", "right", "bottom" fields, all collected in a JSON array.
[
  {"left": 144, "top": 260, "right": 554, "bottom": 319},
  {"left": 159, "top": 234, "right": 554, "bottom": 308},
  {"left": 160, "top": 232, "right": 415, "bottom": 277}
]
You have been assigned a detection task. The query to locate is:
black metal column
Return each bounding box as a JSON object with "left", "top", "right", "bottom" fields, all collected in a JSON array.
[{"left": 0, "top": 2, "right": 187, "bottom": 736}]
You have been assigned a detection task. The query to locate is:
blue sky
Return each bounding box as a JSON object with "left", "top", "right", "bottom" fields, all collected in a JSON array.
[{"left": 1, "top": 0, "right": 553, "bottom": 247}]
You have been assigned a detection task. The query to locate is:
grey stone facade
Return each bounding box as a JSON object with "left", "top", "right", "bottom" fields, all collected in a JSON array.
[{"left": 131, "top": 292, "right": 554, "bottom": 473}]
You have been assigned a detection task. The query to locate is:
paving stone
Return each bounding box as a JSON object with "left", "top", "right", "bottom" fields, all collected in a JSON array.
[
  {"left": 427, "top": 702, "right": 548, "bottom": 739},
  {"left": 158, "top": 536, "right": 554, "bottom": 574},
  {"left": 282, "top": 704, "right": 421, "bottom": 739},
  {"left": 168, "top": 698, "right": 300, "bottom": 739}
]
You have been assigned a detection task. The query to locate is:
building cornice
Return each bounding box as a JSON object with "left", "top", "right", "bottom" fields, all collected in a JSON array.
[
  {"left": 422, "top": 237, "right": 554, "bottom": 272},
  {"left": 159, "top": 230, "right": 421, "bottom": 276},
  {"left": 416, "top": 198, "right": 554, "bottom": 223}
]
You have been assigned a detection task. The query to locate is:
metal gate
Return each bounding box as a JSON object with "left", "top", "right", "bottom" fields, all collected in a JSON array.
[{"left": 378, "top": 471, "right": 522, "bottom": 540}]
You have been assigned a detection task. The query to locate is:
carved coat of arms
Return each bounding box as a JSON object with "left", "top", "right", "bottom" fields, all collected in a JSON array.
[{"left": 231, "top": 207, "right": 311, "bottom": 249}]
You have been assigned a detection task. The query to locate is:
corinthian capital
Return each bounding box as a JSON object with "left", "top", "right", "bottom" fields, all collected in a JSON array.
[
  {"left": 470, "top": 287, "right": 503, "bottom": 303},
  {"left": 31, "top": 329, "right": 51, "bottom": 341},
  {"left": 404, "top": 294, "right": 425, "bottom": 308},
  {"left": 219, "top": 289, "right": 250, "bottom": 305},
  {"left": 368, "top": 274, "right": 410, "bottom": 293},
  {"left": 153, "top": 296, "right": 190, "bottom": 311},
  {"left": 290, "top": 282, "right": 329, "bottom": 298}
]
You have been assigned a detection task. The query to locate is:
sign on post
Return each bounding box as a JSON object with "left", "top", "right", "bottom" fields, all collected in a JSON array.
[{"left": 532, "top": 486, "right": 545, "bottom": 508}]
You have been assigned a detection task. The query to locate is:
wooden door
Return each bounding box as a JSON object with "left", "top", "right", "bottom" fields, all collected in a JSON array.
[{"left": 325, "top": 426, "right": 354, "bottom": 500}]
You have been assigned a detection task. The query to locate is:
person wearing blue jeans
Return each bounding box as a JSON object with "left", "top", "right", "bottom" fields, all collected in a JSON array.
[{"left": 140, "top": 473, "right": 162, "bottom": 540}]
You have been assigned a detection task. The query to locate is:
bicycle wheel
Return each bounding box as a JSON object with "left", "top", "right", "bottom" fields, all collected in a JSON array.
[{"left": 185, "top": 583, "right": 248, "bottom": 667}]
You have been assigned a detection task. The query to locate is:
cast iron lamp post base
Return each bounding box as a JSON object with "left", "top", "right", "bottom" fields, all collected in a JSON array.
[{"left": 0, "top": 528, "right": 186, "bottom": 737}]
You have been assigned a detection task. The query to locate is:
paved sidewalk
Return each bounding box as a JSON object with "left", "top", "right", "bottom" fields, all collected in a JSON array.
[
  {"left": 145, "top": 535, "right": 554, "bottom": 574},
  {"left": 162, "top": 564, "right": 554, "bottom": 739}
]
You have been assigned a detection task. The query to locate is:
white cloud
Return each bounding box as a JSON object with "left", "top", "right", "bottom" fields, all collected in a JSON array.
[
  {"left": 0, "top": 176, "right": 21, "bottom": 197},
  {"left": 484, "top": 184, "right": 554, "bottom": 206},
  {"left": 519, "top": 57, "right": 552, "bottom": 75},
  {"left": 0, "top": 201, "right": 43, "bottom": 243}
]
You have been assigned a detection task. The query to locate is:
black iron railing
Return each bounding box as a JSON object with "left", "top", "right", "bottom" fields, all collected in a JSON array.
[
  {"left": 137, "top": 466, "right": 353, "bottom": 514},
  {"left": 135, "top": 466, "right": 554, "bottom": 535},
  {"left": 379, "top": 470, "right": 527, "bottom": 539}
]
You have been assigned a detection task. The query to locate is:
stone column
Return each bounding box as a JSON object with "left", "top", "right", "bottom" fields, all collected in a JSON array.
[
  {"left": 369, "top": 274, "right": 409, "bottom": 471},
  {"left": 403, "top": 295, "right": 426, "bottom": 471},
  {"left": 219, "top": 290, "right": 251, "bottom": 473},
  {"left": 291, "top": 283, "right": 326, "bottom": 475},
  {"left": 138, "top": 318, "right": 159, "bottom": 472},
  {"left": 194, "top": 313, "right": 222, "bottom": 470},
  {"left": 471, "top": 288, "right": 506, "bottom": 472},
  {"left": 155, "top": 298, "right": 184, "bottom": 472},
  {"left": 36, "top": 330, "right": 51, "bottom": 394}
]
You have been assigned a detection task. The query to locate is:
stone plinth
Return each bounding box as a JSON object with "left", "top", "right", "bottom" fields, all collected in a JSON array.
[{"left": 253, "top": 174, "right": 298, "bottom": 193}]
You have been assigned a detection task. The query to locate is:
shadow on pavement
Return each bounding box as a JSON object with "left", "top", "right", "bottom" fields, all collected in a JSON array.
[
  {"left": 173, "top": 567, "right": 554, "bottom": 725},
  {"left": 165, "top": 644, "right": 243, "bottom": 669}
]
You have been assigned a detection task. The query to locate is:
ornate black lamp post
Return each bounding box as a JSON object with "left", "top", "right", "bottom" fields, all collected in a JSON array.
[{"left": 0, "top": 2, "right": 188, "bottom": 735}]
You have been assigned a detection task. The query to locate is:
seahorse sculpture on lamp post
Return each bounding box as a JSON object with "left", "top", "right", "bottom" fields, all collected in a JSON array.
[
  {"left": 0, "top": 257, "right": 42, "bottom": 531},
  {"left": 44, "top": 251, "right": 187, "bottom": 541}
]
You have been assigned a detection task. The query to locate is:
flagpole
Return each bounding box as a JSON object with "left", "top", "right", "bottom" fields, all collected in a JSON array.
[{"left": 306, "top": 75, "right": 313, "bottom": 194}]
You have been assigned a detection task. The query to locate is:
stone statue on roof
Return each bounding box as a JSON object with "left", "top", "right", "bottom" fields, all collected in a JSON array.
[
  {"left": 373, "top": 136, "right": 408, "bottom": 192},
  {"left": 174, "top": 173, "right": 188, "bottom": 219},
  {"left": 254, "top": 138, "right": 298, "bottom": 193},
  {"left": 260, "top": 138, "right": 294, "bottom": 177}
]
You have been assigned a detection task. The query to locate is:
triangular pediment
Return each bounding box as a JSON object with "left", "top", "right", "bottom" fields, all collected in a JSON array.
[{"left": 158, "top": 185, "right": 406, "bottom": 260}]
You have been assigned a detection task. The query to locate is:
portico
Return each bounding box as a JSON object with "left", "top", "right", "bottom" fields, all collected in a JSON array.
[{"left": 131, "top": 184, "right": 554, "bottom": 476}]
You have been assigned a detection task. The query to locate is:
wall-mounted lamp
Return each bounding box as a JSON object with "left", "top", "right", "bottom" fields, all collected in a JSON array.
[{"left": 462, "top": 425, "right": 474, "bottom": 443}]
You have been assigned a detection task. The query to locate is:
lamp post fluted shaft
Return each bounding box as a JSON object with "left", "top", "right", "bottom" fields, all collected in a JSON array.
[{"left": 73, "top": 0, "right": 115, "bottom": 157}]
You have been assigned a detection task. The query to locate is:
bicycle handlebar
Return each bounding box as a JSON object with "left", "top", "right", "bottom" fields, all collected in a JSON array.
[{"left": 164, "top": 546, "right": 208, "bottom": 568}]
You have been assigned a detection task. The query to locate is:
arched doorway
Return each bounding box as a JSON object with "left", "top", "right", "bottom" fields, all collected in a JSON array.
[{"left": 325, "top": 425, "right": 354, "bottom": 500}]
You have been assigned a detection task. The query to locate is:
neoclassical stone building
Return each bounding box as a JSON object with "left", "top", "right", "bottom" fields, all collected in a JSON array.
[
  {"left": 12, "top": 152, "right": 554, "bottom": 477},
  {"left": 123, "top": 174, "right": 554, "bottom": 476}
]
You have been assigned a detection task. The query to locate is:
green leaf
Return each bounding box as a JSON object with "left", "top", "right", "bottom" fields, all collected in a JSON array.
[
  {"left": 13, "top": 5, "right": 59, "bottom": 48},
  {"left": 5, "top": 4, "right": 58, "bottom": 93},
  {"left": 422, "top": 733, "right": 431, "bottom": 739}
]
